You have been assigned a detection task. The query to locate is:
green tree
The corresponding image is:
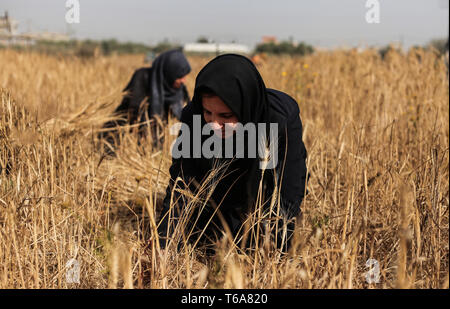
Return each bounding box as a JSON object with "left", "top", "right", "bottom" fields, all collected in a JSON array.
[
  {"left": 255, "top": 40, "right": 314, "bottom": 56},
  {"left": 196, "top": 36, "right": 209, "bottom": 43}
]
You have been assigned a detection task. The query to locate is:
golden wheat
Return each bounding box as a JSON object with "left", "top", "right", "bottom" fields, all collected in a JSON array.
[{"left": 0, "top": 47, "right": 448, "bottom": 289}]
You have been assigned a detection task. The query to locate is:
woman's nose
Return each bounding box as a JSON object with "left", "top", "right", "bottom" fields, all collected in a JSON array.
[{"left": 209, "top": 120, "right": 222, "bottom": 131}]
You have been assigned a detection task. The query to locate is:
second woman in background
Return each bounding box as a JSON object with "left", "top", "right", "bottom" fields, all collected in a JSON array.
[{"left": 100, "top": 49, "right": 191, "bottom": 153}]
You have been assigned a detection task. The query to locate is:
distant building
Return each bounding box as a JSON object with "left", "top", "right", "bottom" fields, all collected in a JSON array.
[
  {"left": 0, "top": 11, "right": 69, "bottom": 46},
  {"left": 261, "top": 36, "right": 278, "bottom": 44},
  {"left": 21, "top": 31, "right": 70, "bottom": 42},
  {"left": 183, "top": 43, "right": 251, "bottom": 55},
  {"left": 0, "top": 11, "right": 18, "bottom": 44},
  {"left": 0, "top": 11, "right": 18, "bottom": 36}
]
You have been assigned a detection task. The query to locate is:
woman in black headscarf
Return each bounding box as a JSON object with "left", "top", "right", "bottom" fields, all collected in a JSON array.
[
  {"left": 100, "top": 49, "right": 191, "bottom": 152},
  {"left": 157, "top": 54, "right": 307, "bottom": 253}
]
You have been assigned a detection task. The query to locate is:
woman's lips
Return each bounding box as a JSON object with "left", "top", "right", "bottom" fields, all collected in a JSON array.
[{"left": 212, "top": 128, "right": 226, "bottom": 138}]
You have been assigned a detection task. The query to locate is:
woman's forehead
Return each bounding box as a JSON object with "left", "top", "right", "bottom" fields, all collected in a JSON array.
[{"left": 202, "top": 95, "right": 233, "bottom": 113}]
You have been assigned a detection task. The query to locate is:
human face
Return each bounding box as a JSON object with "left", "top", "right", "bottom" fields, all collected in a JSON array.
[
  {"left": 172, "top": 74, "right": 188, "bottom": 89},
  {"left": 202, "top": 95, "right": 239, "bottom": 139}
]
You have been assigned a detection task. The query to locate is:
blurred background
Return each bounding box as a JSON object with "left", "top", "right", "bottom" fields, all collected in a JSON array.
[{"left": 1, "top": 0, "right": 448, "bottom": 57}]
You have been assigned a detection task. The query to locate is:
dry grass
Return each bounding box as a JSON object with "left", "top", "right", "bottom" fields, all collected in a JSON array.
[{"left": 0, "top": 47, "right": 448, "bottom": 289}]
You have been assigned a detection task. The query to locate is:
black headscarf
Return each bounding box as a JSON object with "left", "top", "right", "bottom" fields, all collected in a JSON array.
[
  {"left": 148, "top": 49, "right": 191, "bottom": 119},
  {"left": 190, "top": 54, "right": 272, "bottom": 208},
  {"left": 191, "top": 54, "right": 269, "bottom": 125}
]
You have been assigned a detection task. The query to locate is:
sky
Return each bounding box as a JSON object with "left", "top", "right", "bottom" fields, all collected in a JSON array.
[{"left": 1, "top": 0, "right": 449, "bottom": 49}]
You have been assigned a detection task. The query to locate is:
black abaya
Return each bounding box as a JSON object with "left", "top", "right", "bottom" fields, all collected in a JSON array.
[
  {"left": 157, "top": 54, "right": 307, "bottom": 252},
  {"left": 100, "top": 49, "right": 191, "bottom": 152}
]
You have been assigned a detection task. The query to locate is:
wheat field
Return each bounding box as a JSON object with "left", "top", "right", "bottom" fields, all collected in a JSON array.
[{"left": 0, "top": 47, "right": 448, "bottom": 289}]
